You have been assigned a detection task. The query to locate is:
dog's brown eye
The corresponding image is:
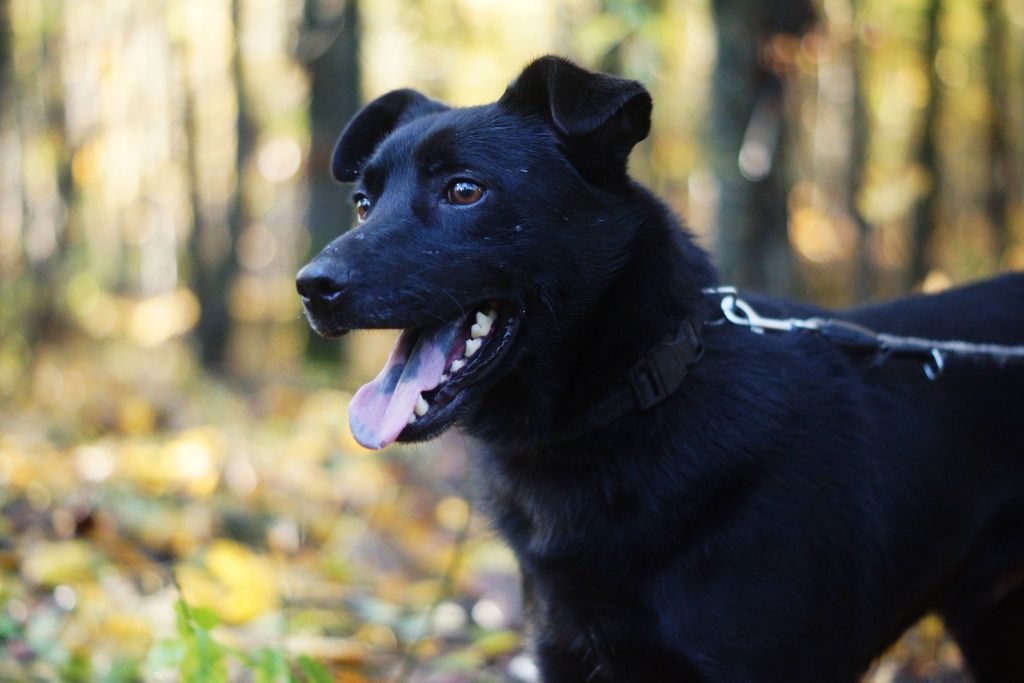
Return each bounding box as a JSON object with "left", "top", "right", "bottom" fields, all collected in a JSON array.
[
  {"left": 447, "top": 181, "right": 484, "bottom": 206},
  {"left": 354, "top": 195, "right": 371, "bottom": 222}
]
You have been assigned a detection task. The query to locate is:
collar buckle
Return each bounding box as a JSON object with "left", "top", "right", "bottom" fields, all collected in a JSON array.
[{"left": 628, "top": 319, "right": 702, "bottom": 411}]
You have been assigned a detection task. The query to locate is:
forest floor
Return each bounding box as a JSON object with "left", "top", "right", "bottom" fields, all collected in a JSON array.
[{"left": 0, "top": 335, "right": 970, "bottom": 682}]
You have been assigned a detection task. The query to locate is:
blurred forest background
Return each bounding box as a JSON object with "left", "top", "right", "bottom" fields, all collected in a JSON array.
[{"left": 0, "top": 0, "right": 1022, "bottom": 680}]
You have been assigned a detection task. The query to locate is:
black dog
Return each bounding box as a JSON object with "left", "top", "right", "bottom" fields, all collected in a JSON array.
[{"left": 297, "top": 56, "right": 1024, "bottom": 682}]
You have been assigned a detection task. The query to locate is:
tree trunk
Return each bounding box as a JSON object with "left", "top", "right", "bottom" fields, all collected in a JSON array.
[
  {"left": 0, "top": 0, "right": 9, "bottom": 118},
  {"left": 189, "top": 0, "right": 254, "bottom": 371},
  {"left": 302, "top": 0, "right": 360, "bottom": 254},
  {"left": 910, "top": 0, "right": 942, "bottom": 287},
  {"left": 709, "top": 0, "right": 813, "bottom": 297},
  {"left": 300, "top": 0, "right": 361, "bottom": 362},
  {"left": 849, "top": 0, "right": 873, "bottom": 301},
  {"left": 984, "top": 0, "right": 1014, "bottom": 261},
  {"left": 9, "top": 4, "right": 71, "bottom": 347},
  {"left": 0, "top": 0, "right": 16, "bottom": 355}
]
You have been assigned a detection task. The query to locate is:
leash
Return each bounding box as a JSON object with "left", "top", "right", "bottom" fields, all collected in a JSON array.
[
  {"left": 707, "top": 287, "right": 1024, "bottom": 381},
  {"left": 558, "top": 286, "right": 1024, "bottom": 441}
]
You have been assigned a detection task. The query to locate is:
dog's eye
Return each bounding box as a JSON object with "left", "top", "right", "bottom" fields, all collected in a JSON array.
[
  {"left": 354, "top": 194, "right": 371, "bottom": 222},
  {"left": 446, "top": 180, "right": 484, "bottom": 206}
]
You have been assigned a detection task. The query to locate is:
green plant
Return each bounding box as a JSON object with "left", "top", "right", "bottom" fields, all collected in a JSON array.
[{"left": 146, "top": 598, "right": 332, "bottom": 683}]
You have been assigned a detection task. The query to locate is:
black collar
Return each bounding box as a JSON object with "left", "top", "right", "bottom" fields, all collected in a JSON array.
[{"left": 556, "top": 308, "right": 705, "bottom": 442}]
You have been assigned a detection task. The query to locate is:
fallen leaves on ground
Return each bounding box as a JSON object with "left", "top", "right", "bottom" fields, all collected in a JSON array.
[{"left": 0, "top": 337, "right": 968, "bottom": 682}]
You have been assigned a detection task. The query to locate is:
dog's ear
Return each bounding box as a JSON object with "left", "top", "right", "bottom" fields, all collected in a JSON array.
[
  {"left": 499, "top": 56, "right": 652, "bottom": 184},
  {"left": 331, "top": 89, "right": 449, "bottom": 182}
]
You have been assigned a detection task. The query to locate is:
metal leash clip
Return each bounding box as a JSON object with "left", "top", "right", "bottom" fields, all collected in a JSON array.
[
  {"left": 718, "top": 294, "right": 820, "bottom": 334},
  {"left": 923, "top": 348, "right": 944, "bottom": 381},
  {"left": 705, "top": 285, "right": 1024, "bottom": 381}
]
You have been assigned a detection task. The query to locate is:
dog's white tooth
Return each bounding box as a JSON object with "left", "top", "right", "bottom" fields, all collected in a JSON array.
[
  {"left": 408, "top": 414, "right": 417, "bottom": 425},
  {"left": 472, "top": 312, "right": 493, "bottom": 338},
  {"left": 450, "top": 359, "right": 466, "bottom": 373},
  {"left": 464, "top": 338, "right": 482, "bottom": 357},
  {"left": 415, "top": 395, "right": 429, "bottom": 417},
  {"left": 440, "top": 373, "right": 450, "bottom": 383},
  {"left": 484, "top": 309, "right": 498, "bottom": 322}
]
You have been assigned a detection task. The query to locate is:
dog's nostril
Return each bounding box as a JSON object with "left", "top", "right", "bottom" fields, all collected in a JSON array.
[
  {"left": 301, "top": 276, "right": 344, "bottom": 302},
  {"left": 296, "top": 264, "right": 347, "bottom": 304}
]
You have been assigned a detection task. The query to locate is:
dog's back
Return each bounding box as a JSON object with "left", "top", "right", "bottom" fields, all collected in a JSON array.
[{"left": 848, "top": 272, "right": 1024, "bottom": 346}]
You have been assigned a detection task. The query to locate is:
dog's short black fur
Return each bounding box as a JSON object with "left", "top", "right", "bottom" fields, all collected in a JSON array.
[{"left": 297, "top": 57, "right": 1024, "bottom": 682}]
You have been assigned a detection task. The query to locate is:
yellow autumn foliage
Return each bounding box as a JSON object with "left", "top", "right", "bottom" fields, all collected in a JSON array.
[
  {"left": 21, "top": 540, "right": 97, "bottom": 587},
  {"left": 177, "top": 539, "right": 279, "bottom": 624}
]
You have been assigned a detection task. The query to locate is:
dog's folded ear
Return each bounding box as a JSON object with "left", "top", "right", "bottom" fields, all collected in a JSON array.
[
  {"left": 499, "top": 55, "right": 652, "bottom": 185},
  {"left": 332, "top": 89, "right": 449, "bottom": 182}
]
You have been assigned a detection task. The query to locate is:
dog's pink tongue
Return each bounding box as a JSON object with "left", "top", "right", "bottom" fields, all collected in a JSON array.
[{"left": 348, "top": 323, "right": 457, "bottom": 450}]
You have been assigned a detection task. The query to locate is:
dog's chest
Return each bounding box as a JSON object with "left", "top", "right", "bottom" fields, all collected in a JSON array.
[{"left": 480, "top": 448, "right": 656, "bottom": 569}]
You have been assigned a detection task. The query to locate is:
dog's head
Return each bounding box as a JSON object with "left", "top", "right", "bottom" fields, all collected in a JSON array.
[{"left": 297, "top": 56, "right": 653, "bottom": 449}]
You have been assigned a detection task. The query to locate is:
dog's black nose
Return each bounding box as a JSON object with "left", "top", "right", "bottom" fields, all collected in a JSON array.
[{"left": 296, "top": 262, "right": 348, "bottom": 305}]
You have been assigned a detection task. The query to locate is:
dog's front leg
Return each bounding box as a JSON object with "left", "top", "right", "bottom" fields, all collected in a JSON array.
[
  {"left": 521, "top": 572, "right": 611, "bottom": 683},
  {"left": 523, "top": 571, "right": 709, "bottom": 682}
]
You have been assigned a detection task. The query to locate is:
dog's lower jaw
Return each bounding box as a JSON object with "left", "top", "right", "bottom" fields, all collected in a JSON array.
[
  {"left": 301, "top": 308, "right": 350, "bottom": 339},
  {"left": 343, "top": 300, "right": 525, "bottom": 449}
]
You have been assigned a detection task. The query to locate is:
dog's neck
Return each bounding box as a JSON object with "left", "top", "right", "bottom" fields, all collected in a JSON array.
[
  {"left": 466, "top": 187, "right": 718, "bottom": 449},
  {"left": 559, "top": 201, "right": 717, "bottom": 424}
]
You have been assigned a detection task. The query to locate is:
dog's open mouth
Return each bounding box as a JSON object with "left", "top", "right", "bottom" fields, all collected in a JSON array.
[{"left": 348, "top": 301, "right": 520, "bottom": 449}]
